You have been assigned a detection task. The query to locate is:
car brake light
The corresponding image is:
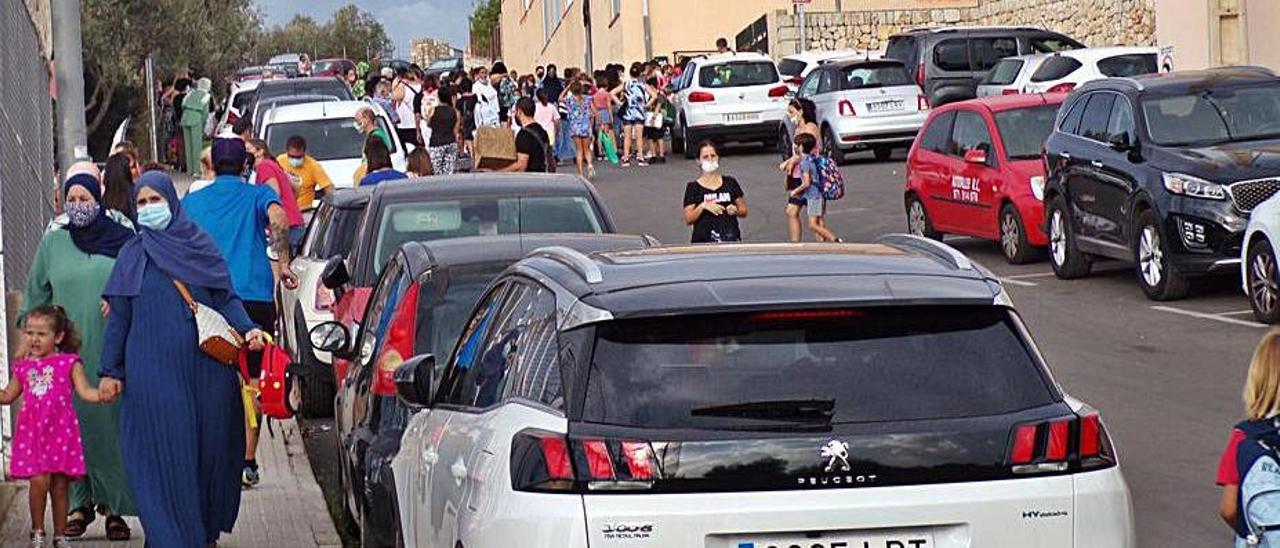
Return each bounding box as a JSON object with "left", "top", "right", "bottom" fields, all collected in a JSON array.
[
  {"left": 582, "top": 439, "right": 616, "bottom": 479},
  {"left": 314, "top": 285, "right": 335, "bottom": 312},
  {"left": 838, "top": 99, "right": 856, "bottom": 117},
  {"left": 787, "top": 75, "right": 805, "bottom": 86},
  {"left": 768, "top": 85, "right": 790, "bottom": 98},
  {"left": 371, "top": 283, "right": 420, "bottom": 396},
  {"left": 918, "top": 94, "right": 930, "bottom": 110},
  {"left": 511, "top": 430, "right": 661, "bottom": 493},
  {"left": 1047, "top": 82, "right": 1076, "bottom": 93},
  {"left": 750, "top": 309, "right": 862, "bottom": 322},
  {"left": 1079, "top": 413, "right": 1102, "bottom": 458},
  {"left": 1010, "top": 424, "right": 1037, "bottom": 465},
  {"left": 689, "top": 91, "right": 716, "bottom": 103},
  {"left": 916, "top": 64, "right": 925, "bottom": 87},
  {"left": 1008, "top": 411, "right": 1115, "bottom": 474},
  {"left": 540, "top": 436, "right": 574, "bottom": 479},
  {"left": 1046, "top": 420, "right": 1069, "bottom": 461},
  {"left": 1002, "top": 89, "right": 1019, "bottom": 96}
]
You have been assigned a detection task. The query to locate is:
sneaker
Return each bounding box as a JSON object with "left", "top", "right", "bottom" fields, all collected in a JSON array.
[
  {"left": 52, "top": 537, "right": 71, "bottom": 548},
  {"left": 242, "top": 464, "right": 260, "bottom": 488},
  {"left": 621, "top": 158, "right": 631, "bottom": 167},
  {"left": 29, "top": 531, "right": 46, "bottom": 548},
  {"left": 587, "top": 164, "right": 597, "bottom": 179},
  {"left": 637, "top": 157, "right": 649, "bottom": 167}
]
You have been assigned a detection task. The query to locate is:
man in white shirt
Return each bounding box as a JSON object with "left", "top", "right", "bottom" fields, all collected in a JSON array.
[{"left": 473, "top": 65, "right": 501, "bottom": 129}]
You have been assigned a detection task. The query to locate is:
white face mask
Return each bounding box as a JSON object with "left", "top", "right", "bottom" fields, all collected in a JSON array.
[{"left": 700, "top": 159, "right": 719, "bottom": 174}]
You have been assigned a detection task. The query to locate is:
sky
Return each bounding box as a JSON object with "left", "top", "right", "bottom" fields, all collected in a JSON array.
[{"left": 255, "top": 0, "right": 472, "bottom": 60}]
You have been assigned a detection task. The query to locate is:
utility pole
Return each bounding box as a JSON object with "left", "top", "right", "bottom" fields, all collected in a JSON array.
[
  {"left": 145, "top": 55, "right": 157, "bottom": 162},
  {"left": 52, "top": 0, "right": 89, "bottom": 168},
  {"left": 797, "top": 2, "right": 808, "bottom": 54},
  {"left": 643, "top": 0, "right": 653, "bottom": 61}
]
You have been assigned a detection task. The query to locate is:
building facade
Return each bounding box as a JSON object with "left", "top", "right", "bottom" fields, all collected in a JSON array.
[{"left": 410, "top": 37, "right": 463, "bottom": 67}]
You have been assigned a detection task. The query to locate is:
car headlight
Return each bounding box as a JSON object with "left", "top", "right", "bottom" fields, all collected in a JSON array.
[
  {"left": 1163, "top": 172, "right": 1226, "bottom": 200},
  {"left": 1030, "top": 176, "right": 1046, "bottom": 201}
]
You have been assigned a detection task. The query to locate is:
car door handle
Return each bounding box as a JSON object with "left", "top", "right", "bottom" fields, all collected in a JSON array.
[
  {"left": 1091, "top": 160, "right": 1104, "bottom": 168},
  {"left": 451, "top": 460, "right": 468, "bottom": 482},
  {"left": 1060, "top": 152, "right": 1071, "bottom": 160},
  {"left": 422, "top": 451, "right": 438, "bottom": 465}
]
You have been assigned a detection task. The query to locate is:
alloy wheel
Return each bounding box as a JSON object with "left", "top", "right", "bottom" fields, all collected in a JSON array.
[
  {"left": 1001, "top": 212, "right": 1020, "bottom": 260},
  {"left": 1252, "top": 249, "right": 1279, "bottom": 318},
  {"left": 908, "top": 201, "right": 927, "bottom": 236},
  {"left": 1139, "top": 225, "right": 1163, "bottom": 288},
  {"left": 1049, "top": 210, "right": 1066, "bottom": 267}
]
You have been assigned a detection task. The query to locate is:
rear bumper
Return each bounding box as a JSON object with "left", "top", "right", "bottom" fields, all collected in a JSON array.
[
  {"left": 830, "top": 111, "right": 926, "bottom": 150},
  {"left": 1073, "top": 467, "right": 1136, "bottom": 548},
  {"left": 688, "top": 121, "right": 781, "bottom": 143}
]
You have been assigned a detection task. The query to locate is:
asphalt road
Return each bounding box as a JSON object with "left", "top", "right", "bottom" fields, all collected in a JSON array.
[{"left": 303, "top": 144, "right": 1255, "bottom": 547}]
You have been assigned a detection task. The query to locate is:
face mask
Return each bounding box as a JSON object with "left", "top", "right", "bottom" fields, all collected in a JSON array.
[
  {"left": 66, "top": 202, "right": 100, "bottom": 228},
  {"left": 137, "top": 203, "right": 172, "bottom": 231},
  {"left": 700, "top": 160, "right": 719, "bottom": 174},
  {"left": 289, "top": 157, "right": 304, "bottom": 167}
]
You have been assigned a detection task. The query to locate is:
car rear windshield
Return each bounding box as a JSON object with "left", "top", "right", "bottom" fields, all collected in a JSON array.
[
  {"left": 994, "top": 105, "right": 1060, "bottom": 160},
  {"left": 884, "top": 36, "right": 918, "bottom": 69},
  {"left": 264, "top": 117, "right": 393, "bottom": 161},
  {"left": 698, "top": 61, "right": 779, "bottom": 88},
  {"left": 981, "top": 59, "right": 1024, "bottom": 85},
  {"left": 1097, "top": 53, "right": 1158, "bottom": 77},
  {"left": 581, "top": 306, "right": 1056, "bottom": 429},
  {"left": 1030, "top": 56, "right": 1083, "bottom": 82},
  {"left": 1029, "top": 35, "right": 1083, "bottom": 53},
  {"left": 1143, "top": 84, "right": 1280, "bottom": 146},
  {"left": 840, "top": 62, "right": 913, "bottom": 89},
  {"left": 373, "top": 196, "right": 604, "bottom": 272},
  {"left": 232, "top": 90, "right": 257, "bottom": 113},
  {"left": 778, "top": 58, "right": 807, "bottom": 78}
]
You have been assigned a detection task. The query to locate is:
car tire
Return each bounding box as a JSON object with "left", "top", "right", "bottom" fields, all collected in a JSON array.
[
  {"left": 682, "top": 123, "right": 699, "bottom": 160},
  {"left": 671, "top": 117, "right": 686, "bottom": 155},
  {"left": 293, "top": 308, "right": 336, "bottom": 419},
  {"left": 778, "top": 126, "right": 793, "bottom": 160},
  {"left": 1134, "top": 209, "right": 1191, "bottom": 301},
  {"left": 873, "top": 146, "right": 893, "bottom": 162},
  {"left": 1248, "top": 239, "right": 1280, "bottom": 323},
  {"left": 823, "top": 125, "right": 845, "bottom": 165},
  {"left": 1047, "top": 196, "right": 1092, "bottom": 279},
  {"left": 999, "top": 204, "right": 1038, "bottom": 265},
  {"left": 906, "top": 195, "right": 942, "bottom": 241}
]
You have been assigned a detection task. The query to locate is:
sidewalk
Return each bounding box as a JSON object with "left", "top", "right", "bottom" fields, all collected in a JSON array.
[{"left": 0, "top": 419, "right": 341, "bottom": 547}]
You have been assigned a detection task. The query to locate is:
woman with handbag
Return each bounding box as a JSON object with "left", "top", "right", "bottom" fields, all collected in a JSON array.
[{"left": 98, "top": 171, "right": 268, "bottom": 548}]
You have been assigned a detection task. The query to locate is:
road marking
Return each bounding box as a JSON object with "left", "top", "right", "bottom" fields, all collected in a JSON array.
[
  {"left": 1220, "top": 310, "right": 1256, "bottom": 317},
  {"left": 1002, "top": 271, "right": 1057, "bottom": 280},
  {"left": 825, "top": 206, "right": 868, "bottom": 215},
  {"left": 1150, "top": 306, "right": 1268, "bottom": 328},
  {"left": 998, "top": 278, "right": 1039, "bottom": 287}
]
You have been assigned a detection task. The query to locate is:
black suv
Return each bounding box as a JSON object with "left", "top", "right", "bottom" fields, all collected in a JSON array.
[
  {"left": 1042, "top": 67, "right": 1280, "bottom": 300},
  {"left": 885, "top": 26, "right": 1083, "bottom": 106}
]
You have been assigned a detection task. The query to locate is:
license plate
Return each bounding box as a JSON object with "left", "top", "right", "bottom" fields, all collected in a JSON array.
[
  {"left": 731, "top": 531, "right": 933, "bottom": 548},
  {"left": 866, "top": 99, "right": 905, "bottom": 113},
  {"left": 725, "top": 112, "right": 760, "bottom": 123}
]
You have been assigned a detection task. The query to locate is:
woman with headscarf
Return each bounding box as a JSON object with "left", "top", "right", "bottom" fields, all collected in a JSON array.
[
  {"left": 180, "top": 78, "right": 212, "bottom": 178},
  {"left": 98, "top": 172, "right": 268, "bottom": 547},
  {"left": 20, "top": 173, "right": 136, "bottom": 541}
]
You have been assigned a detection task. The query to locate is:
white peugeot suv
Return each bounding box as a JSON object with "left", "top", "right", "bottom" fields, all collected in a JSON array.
[
  {"left": 389, "top": 238, "right": 1135, "bottom": 548},
  {"left": 671, "top": 52, "right": 791, "bottom": 159}
]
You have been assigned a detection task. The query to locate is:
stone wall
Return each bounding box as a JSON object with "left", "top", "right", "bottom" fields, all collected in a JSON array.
[{"left": 770, "top": 0, "right": 1156, "bottom": 57}]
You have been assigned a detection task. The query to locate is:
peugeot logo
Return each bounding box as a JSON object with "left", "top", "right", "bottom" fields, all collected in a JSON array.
[{"left": 820, "top": 439, "right": 851, "bottom": 472}]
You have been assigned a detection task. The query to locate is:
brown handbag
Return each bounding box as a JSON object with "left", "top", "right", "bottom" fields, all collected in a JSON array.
[{"left": 173, "top": 280, "right": 245, "bottom": 365}]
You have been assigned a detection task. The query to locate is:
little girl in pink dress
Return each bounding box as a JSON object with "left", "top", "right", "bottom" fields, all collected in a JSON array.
[{"left": 1, "top": 305, "right": 102, "bottom": 548}]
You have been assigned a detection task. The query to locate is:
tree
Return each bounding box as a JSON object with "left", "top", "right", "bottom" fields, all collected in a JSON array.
[
  {"left": 257, "top": 5, "right": 392, "bottom": 62},
  {"left": 469, "top": 0, "right": 501, "bottom": 57}
]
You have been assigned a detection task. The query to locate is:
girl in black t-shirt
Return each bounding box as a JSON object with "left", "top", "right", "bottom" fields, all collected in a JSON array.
[{"left": 683, "top": 141, "right": 748, "bottom": 243}]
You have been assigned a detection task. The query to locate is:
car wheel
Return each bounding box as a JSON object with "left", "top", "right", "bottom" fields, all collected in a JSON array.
[
  {"left": 906, "top": 195, "right": 942, "bottom": 241},
  {"left": 1047, "top": 196, "right": 1092, "bottom": 279},
  {"left": 1134, "top": 209, "right": 1191, "bottom": 301},
  {"left": 294, "top": 308, "right": 336, "bottom": 419},
  {"left": 999, "top": 204, "right": 1038, "bottom": 265},
  {"left": 778, "top": 126, "right": 793, "bottom": 160},
  {"left": 873, "top": 146, "right": 893, "bottom": 162},
  {"left": 671, "top": 117, "right": 686, "bottom": 155},
  {"left": 682, "top": 124, "right": 699, "bottom": 159},
  {"left": 1248, "top": 239, "right": 1280, "bottom": 323},
  {"left": 823, "top": 125, "right": 845, "bottom": 165}
]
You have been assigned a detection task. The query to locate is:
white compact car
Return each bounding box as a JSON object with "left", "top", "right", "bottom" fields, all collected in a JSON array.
[
  {"left": 1021, "top": 47, "right": 1160, "bottom": 94},
  {"left": 257, "top": 100, "right": 405, "bottom": 188},
  {"left": 1243, "top": 192, "right": 1280, "bottom": 323},
  {"left": 976, "top": 54, "right": 1050, "bottom": 98},
  {"left": 779, "top": 49, "right": 883, "bottom": 93},
  {"left": 789, "top": 58, "right": 929, "bottom": 162},
  {"left": 216, "top": 78, "right": 263, "bottom": 137},
  {"left": 670, "top": 52, "right": 791, "bottom": 158}
]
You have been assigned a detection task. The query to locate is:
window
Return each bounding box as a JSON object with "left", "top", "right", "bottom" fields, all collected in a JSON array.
[
  {"left": 355, "top": 259, "right": 407, "bottom": 374},
  {"left": 439, "top": 283, "right": 540, "bottom": 409},
  {"left": 817, "top": 70, "right": 838, "bottom": 94},
  {"left": 918, "top": 111, "right": 955, "bottom": 154},
  {"left": 1097, "top": 54, "right": 1158, "bottom": 78},
  {"left": 798, "top": 71, "right": 821, "bottom": 98},
  {"left": 1142, "top": 84, "right": 1280, "bottom": 146},
  {"left": 1077, "top": 93, "right": 1116, "bottom": 141},
  {"left": 439, "top": 284, "right": 509, "bottom": 405},
  {"left": 981, "top": 59, "right": 1024, "bottom": 86},
  {"left": 949, "top": 111, "right": 994, "bottom": 161},
  {"left": 1030, "top": 56, "right": 1083, "bottom": 83},
  {"left": 840, "top": 62, "right": 913, "bottom": 89},
  {"left": 610, "top": 0, "right": 621, "bottom": 19},
  {"left": 697, "top": 61, "right": 779, "bottom": 88},
  {"left": 1106, "top": 97, "right": 1136, "bottom": 145},
  {"left": 303, "top": 202, "right": 332, "bottom": 259},
  {"left": 884, "top": 36, "right": 919, "bottom": 70},
  {"left": 1028, "top": 35, "right": 1083, "bottom": 53},
  {"left": 543, "top": 0, "right": 564, "bottom": 44},
  {"left": 994, "top": 105, "right": 1060, "bottom": 160},
  {"left": 970, "top": 37, "right": 1019, "bottom": 71},
  {"left": 580, "top": 307, "right": 1055, "bottom": 429},
  {"left": 1059, "top": 96, "right": 1087, "bottom": 134},
  {"left": 778, "top": 59, "right": 807, "bottom": 78},
  {"left": 499, "top": 285, "right": 562, "bottom": 408},
  {"left": 933, "top": 38, "right": 970, "bottom": 72},
  {"left": 265, "top": 117, "right": 396, "bottom": 161}
]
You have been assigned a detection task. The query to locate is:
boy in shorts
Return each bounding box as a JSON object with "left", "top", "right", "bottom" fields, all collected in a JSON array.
[{"left": 791, "top": 133, "right": 841, "bottom": 242}]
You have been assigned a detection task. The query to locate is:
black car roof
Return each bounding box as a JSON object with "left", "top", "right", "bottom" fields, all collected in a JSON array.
[
  {"left": 256, "top": 77, "right": 346, "bottom": 90},
  {"left": 1081, "top": 66, "right": 1278, "bottom": 94},
  {"left": 324, "top": 187, "right": 371, "bottom": 209},
  {"left": 398, "top": 234, "right": 654, "bottom": 277}
]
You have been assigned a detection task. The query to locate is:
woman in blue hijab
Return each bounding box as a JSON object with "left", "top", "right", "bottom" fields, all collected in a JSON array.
[{"left": 99, "top": 171, "right": 267, "bottom": 547}]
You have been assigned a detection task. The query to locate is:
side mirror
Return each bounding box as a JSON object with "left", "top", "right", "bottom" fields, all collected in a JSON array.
[
  {"left": 321, "top": 256, "right": 350, "bottom": 290},
  {"left": 394, "top": 354, "right": 436, "bottom": 409},
  {"left": 963, "top": 149, "right": 988, "bottom": 165},
  {"left": 1108, "top": 133, "right": 1133, "bottom": 152},
  {"left": 309, "top": 321, "right": 351, "bottom": 356}
]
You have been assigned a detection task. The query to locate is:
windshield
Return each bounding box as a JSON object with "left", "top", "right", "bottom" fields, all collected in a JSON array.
[
  {"left": 840, "top": 63, "right": 912, "bottom": 89},
  {"left": 582, "top": 306, "right": 1055, "bottom": 429},
  {"left": 1097, "top": 53, "right": 1157, "bottom": 77},
  {"left": 373, "top": 196, "right": 604, "bottom": 272},
  {"left": 994, "top": 105, "right": 1060, "bottom": 160},
  {"left": 429, "top": 58, "right": 460, "bottom": 71},
  {"left": 264, "top": 117, "right": 392, "bottom": 161},
  {"left": 1142, "top": 84, "right": 1280, "bottom": 146},
  {"left": 778, "top": 59, "right": 807, "bottom": 77},
  {"left": 698, "top": 61, "right": 779, "bottom": 88},
  {"left": 982, "top": 59, "right": 1024, "bottom": 86}
]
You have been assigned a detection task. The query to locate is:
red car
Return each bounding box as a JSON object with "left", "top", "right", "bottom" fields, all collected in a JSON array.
[
  {"left": 313, "top": 58, "right": 356, "bottom": 78},
  {"left": 904, "top": 93, "right": 1064, "bottom": 264}
]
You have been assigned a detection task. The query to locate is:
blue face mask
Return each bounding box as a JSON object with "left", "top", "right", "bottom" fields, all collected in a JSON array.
[{"left": 137, "top": 203, "right": 172, "bottom": 231}]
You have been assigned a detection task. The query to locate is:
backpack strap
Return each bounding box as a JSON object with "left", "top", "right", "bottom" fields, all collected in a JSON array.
[{"left": 1237, "top": 418, "right": 1280, "bottom": 538}]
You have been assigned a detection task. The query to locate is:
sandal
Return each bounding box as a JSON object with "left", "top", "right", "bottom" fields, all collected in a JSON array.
[
  {"left": 105, "top": 515, "right": 131, "bottom": 541},
  {"left": 63, "top": 507, "right": 93, "bottom": 538}
]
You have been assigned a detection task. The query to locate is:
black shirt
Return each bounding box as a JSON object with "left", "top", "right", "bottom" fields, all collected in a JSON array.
[
  {"left": 428, "top": 105, "right": 458, "bottom": 147},
  {"left": 515, "top": 123, "right": 551, "bottom": 173},
  {"left": 683, "top": 176, "right": 744, "bottom": 243}
]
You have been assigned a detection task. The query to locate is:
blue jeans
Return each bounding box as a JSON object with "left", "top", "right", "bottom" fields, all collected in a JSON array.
[{"left": 289, "top": 226, "right": 305, "bottom": 249}]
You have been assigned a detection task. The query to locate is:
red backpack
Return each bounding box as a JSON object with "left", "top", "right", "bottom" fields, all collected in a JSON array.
[{"left": 238, "top": 341, "right": 299, "bottom": 420}]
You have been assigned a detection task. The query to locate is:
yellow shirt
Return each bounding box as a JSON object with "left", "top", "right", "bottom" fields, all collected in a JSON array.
[{"left": 276, "top": 154, "right": 333, "bottom": 210}]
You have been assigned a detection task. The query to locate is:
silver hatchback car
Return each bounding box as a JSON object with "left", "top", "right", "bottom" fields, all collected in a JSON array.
[{"left": 785, "top": 59, "right": 929, "bottom": 163}]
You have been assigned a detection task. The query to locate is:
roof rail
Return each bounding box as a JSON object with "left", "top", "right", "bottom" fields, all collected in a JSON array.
[
  {"left": 876, "top": 234, "right": 972, "bottom": 271},
  {"left": 1229, "top": 65, "right": 1277, "bottom": 77},
  {"left": 528, "top": 246, "right": 603, "bottom": 284},
  {"left": 1112, "top": 76, "right": 1144, "bottom": 91}
]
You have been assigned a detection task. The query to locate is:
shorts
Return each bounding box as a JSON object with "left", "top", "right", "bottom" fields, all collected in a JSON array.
[
  {"left": 595, "top": 109, "right": 614, "bottom": 126},
  {"left": 243, "top": 300, "right": 278, "bottom": 379},
  {"left": 786, "top": 177, "right": 806, "bottom": 206},
  {"left": 806, "top": 196, "right": 827, "bottom": 217},
  {"left": 643, "top": 126, "right": 665, "bottom": 140},
  {"left": 395, "top": 127, "right": 419, "bottom": 147}
]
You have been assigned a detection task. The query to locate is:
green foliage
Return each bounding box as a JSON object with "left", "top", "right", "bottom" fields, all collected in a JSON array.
[
  {"left": 257, "top": 5, "right": 394, "bottom": 62},
  {"left": 469, "top": 0, "right": 501, "bottom": 54}
]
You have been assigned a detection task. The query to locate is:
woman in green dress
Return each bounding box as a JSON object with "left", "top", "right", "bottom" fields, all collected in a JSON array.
[
  {"left": 180, "top": 78, "right": 211, "bottom": 178},
  {"left": 20, "top": 173, "right": 136, "bottom": 540}
]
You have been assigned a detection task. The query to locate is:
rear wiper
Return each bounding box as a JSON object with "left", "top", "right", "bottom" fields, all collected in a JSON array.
[{"left": 691, "top": 399, "right": 835, "bottom": 423}]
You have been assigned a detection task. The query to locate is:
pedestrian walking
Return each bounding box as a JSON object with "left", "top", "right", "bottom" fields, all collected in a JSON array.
[
  {"left": 359, "top": 136, "right": 408, "bottom": 187},
  {"left": 405, "top": 148, "right": 434, "bottom": 178},
  {"left": 2, "top": 306, "right": 107, "bottom": 548},
  {"left": 426, "top": 87, "right": 461, "bottom": 175},
  {"left": 355, "top": 106, "right": 393, "bottom": 150},
  {"left": 367, "top": 76, "right": 399, "bottom": 126},
  {"left": 277, "top": 135, "right": 333, "bottom": 211},
  {"left": 456, "top": 76, "right": 478, "bottom": 160},
  {"left": 99, "top": 170, "right": 271, "bottom": 548},
  {"left": 792, "top": 133, "right": 840, "bottom": 242},
  {"left": 473, "top": 66, "right": 501, "bottom": 129},
  {"left": 101, "top": 153, "right": 137, "bottom": 220},
  {"left": 247, "top": 139, "right": 305, "bottom": 248},
  {"left": 780, "top": 98, "right": 821, "bottom": 242},
  {"left": 21, "top": 173, "right": 136, "bottom": 543},
  {"left": 392, "top": 66, "right": 422, "bottom": 149},
  {"left": 534, "top": 89, "right": 560, "bottom": 152},
  {"left": 642, "top": 76, "right": 669, "bottom": 164},
  {"left": 496, "top": 63, "right": 517, "bottom": 123},
  {"left": 683, "top": 141, "right": 748, "bottom": 243},
  {"left": 501, "top": 97, "right": 553, "bottom": 173},
  {"left": 1219, "top": 330, "right": 1280, "bottom": 543},
  {"left": 565, "top": 79, "right": 596, "bottom": 178},
  {"left": 620, "top": 63, "right": 651, "bottom": 166},
  {"left": 592, "top": 74, "right": 619, "bottom": 164},
  {"left": 179, "top": 78, "right": 211, "bottom": 178}
]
